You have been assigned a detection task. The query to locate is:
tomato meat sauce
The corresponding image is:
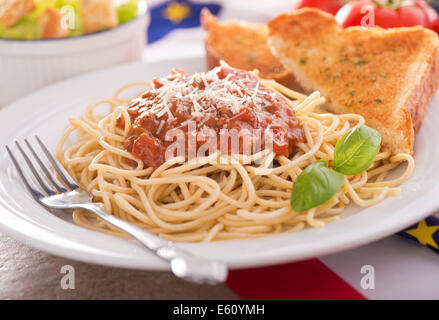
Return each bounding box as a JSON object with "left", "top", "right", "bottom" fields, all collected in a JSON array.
[{"left": 120, "top": 65, "right": 305, "bottom": 168}]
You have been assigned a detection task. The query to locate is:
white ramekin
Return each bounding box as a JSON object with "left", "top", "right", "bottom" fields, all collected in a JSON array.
[{"left": 0, "top": 14, "right": 149, "bottom": 107}]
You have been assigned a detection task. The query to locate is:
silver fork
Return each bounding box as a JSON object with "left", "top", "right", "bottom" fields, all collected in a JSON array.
[{"left": 6, "top": 136, "right": 228, "bottom": 284}]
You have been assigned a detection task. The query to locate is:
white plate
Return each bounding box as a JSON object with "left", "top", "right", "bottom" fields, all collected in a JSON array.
[{"left": 1, "top": 56, "right": 439, "bottom": 270}]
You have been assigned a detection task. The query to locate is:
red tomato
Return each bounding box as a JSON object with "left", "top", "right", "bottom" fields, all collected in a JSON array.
[
  {"left": 295, "top": 0, "right": 345, "bottom": 15},
  {"left": 417, "top": 0, "right": 439, "bottom": 32},
  {"left": 335, "top": 0, "right": 439, "bottom": 33},
  {"left": 335, "top": 0, "right": 372, "bottom": 27}
]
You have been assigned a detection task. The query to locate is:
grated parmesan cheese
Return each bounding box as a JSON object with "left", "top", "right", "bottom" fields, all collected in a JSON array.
[{"left": 134, "top": 65, "right": 270, "bottom": 124}]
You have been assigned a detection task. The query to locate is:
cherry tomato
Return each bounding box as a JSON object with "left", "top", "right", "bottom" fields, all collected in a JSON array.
[
  {"left": 417, "top": 0, "right": 439, "bottom": 32},
  {"left": 335, "top": 0, "right": 439, "bottom": 34},
  {"left": 295, "top": 0, "right": 345, "bottom": 15}
]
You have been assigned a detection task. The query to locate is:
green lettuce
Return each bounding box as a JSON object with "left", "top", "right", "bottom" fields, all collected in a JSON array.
[
  {"left": 0, "top": 0, "right": 142, "bottom": 40},
  {"left": 117, "top": 0, "right": 142, "bottom": 25}
]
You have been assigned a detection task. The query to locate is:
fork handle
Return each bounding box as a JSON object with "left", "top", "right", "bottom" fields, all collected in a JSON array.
[{"left": 79, "top": 203, "right": 228, "bottom": 284}]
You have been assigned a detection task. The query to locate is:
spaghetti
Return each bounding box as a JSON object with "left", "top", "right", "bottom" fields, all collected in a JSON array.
[{"left": 57, "top": 65, "right": 414, "bottom": 242}]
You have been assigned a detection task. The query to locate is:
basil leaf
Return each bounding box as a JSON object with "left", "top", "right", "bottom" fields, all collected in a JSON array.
[
  {"left": 291, "top": 161, "right": 344, "bottom": 212},
  {"left": 332, "top": 125, "right": 381, "bottom": 175}
]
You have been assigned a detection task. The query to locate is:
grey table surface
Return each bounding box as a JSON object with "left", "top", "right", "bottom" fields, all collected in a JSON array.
[{"left": 0, "top": 233, "right": 238, "bottom": 300}]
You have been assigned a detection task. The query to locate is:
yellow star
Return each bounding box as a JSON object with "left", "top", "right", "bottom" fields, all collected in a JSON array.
[
  {"left": 162, "top": 1, "right": 191, "bottom": 24},
  {"left": 405, "top": 220, "right": 439, "bottom": 249}
]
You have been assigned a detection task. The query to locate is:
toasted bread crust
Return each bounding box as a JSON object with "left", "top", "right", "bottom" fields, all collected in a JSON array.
[
  {"left": 406, "top": 46, "right": 439, "bottom": 134},
  {"left": 268, "top": 9, "right": 439, "bottom": 155},
  {"left": 201, "top": 9, "right": 300, "bottom": 90}
]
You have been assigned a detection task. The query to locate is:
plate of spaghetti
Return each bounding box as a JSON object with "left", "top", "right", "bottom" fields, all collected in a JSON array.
[{"left": 1, "top": 56, "right": 439, "bottom": 269}]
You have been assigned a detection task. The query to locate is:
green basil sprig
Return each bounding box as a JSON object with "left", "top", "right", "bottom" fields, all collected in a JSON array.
[
  {"left": 290, "top": 125, "right": 381, "bottom": 212},
  {"left": 332, "top": 125, "right": 381, "bottom": 175},
  {"left": 291, "top": 161, "right": 344, "bottom": 212}
]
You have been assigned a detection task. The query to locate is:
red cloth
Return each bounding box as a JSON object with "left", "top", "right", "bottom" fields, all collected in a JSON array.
[{"left": 226, "top": 259, "right": 366, "bottom": 300}]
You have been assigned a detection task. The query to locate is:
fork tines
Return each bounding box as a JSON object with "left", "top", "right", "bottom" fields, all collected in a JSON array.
[{"left": 6, "top": 136, "right": 79, "bottom": 200}]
